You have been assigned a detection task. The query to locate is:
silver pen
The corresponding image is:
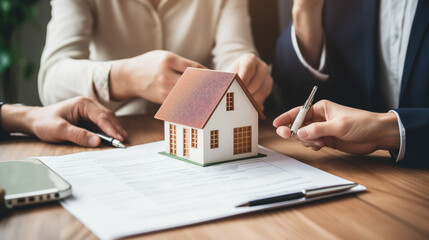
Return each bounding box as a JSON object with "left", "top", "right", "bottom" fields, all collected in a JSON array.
[
  {"left": 96, "top": 133, "right": 126, "bottom": 148},
  {"left": 290, "top": 86, "right": 318, "bottom": 136}
]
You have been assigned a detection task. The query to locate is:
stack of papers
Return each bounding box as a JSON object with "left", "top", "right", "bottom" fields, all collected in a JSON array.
[{"left": 38, "top": 141, "right": 365, "bottom": 240}]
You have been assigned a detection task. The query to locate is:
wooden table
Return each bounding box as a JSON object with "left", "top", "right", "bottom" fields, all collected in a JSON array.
[{"left": 1, "top": 115, "right": 428, "bottom": 239}]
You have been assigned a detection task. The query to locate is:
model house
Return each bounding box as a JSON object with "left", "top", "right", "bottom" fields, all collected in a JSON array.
[{"left": 154, "top": 68, "right": 266, "bottom": 166}]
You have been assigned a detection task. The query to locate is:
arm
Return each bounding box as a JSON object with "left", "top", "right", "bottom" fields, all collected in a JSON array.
[
  {"left": 0, "top": 97, "right": 127, "bottom": 147},
  {"left": 212, "top": 0, "right": 257, "bottom": 71},
  {"left": 39, "top": 0, "right": 204, "bottom": 107},
  {"left": 273, "top": 0, "right": 330, "bottom": 110},
  {"left": 38, "top": 0, "right": 107, "bottom": 105},
  {"left": 292, "top": 0, "right": 325, "bottom": 68},
  {"left": 213, "top": 0, "right": 273, "bottom": 109}
]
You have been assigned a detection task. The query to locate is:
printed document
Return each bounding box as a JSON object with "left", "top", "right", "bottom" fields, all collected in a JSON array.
[{"left": 38, "top": 141, "right": 365, "bottom": 240}]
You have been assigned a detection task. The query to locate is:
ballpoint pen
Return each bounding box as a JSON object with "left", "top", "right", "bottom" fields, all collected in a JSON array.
[
  {"left": 96, "top": 133, "right": 126, "bottom": 148},
  {"left": 290, "top": 86, "right": 318, "bottom": 136},
  {"left": 236, "top": 183, "right": 358, "bottom": 207}
]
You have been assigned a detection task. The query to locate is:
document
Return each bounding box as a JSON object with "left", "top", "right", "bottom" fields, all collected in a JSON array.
[{"left": 38, "top": 141, "right": 365, "bottom": 240}]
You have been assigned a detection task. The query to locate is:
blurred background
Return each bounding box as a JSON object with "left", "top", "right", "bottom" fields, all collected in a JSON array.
[{"left": 0, "top": 0, "right": 292, "bottom": 106}]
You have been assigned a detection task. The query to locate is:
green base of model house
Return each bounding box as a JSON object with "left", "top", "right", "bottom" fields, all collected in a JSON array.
[{"left": 159, "top": 152, "right": 267, "bottom": 167}]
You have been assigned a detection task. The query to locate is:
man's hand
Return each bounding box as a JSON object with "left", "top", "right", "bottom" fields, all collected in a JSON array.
[
  {"left": 1, "top": 97, "right": 128, "bottom": 147},
  {"left": 273, "top": 100, "right": 400, "bottom": 154},
  {"left": 228, "top": 53, "right": 273, "bottom": 110},
  {"left": 109, "top": 50, "right": 206, "bottom": 104}
]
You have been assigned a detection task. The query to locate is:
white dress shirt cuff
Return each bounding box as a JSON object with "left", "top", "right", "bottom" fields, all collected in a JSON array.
[
  {"left": 388, "top": 110, "right": 406, "bottom": 162},
  {"left": 92, "top": 61, "right": 114, "bottom": 106},
  {"left": 291, "top": 25, "right": 329, "bottom": 81}
]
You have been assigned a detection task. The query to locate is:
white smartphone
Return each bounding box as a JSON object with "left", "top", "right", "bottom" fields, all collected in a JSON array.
[{"left": 0, "top": 158, "right": 72, "bottom": 208}]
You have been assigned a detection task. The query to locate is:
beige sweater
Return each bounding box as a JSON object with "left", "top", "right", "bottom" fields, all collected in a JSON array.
[{"left": 38, "top": 0, "right": 257, "bottom": 115}]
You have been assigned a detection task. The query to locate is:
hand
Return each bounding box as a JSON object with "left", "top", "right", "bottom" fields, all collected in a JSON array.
[
  {"left": 109, "top": 50, "right": 206, "bottom": 104},
  {"left": 273, "top": 100, "right": 400, "bottom": 154},
  {"left": 228, "top": 53, "right": 273, "bottom": 110},
  {"left": 1, "top": 97, "right": 128, "bottom": 147}
]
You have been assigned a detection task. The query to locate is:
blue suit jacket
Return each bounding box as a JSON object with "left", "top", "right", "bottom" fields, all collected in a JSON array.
[{"left": 273, "top": 0, "right": 429, "bottom": 164}]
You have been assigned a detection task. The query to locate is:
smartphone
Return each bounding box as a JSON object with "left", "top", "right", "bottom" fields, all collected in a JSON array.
[{"left": 0, "top": 158, "right": 72, "bottom": 208}]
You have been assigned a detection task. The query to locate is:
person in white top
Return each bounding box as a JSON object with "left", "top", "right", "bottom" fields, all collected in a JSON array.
[
  {"left": 38, "top": 0, "right": 273, "bottom": 115},
  {"left": 273, "top": 0, "right": 429, "bottom": 164}
]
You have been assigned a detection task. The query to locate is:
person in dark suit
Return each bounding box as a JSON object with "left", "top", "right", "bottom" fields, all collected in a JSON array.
[
  {"left": 0, "top": 97, "right": 127, "bottom": 146},
  {"left": 272, "top": 0, "right": 428, "bottom": 164}
]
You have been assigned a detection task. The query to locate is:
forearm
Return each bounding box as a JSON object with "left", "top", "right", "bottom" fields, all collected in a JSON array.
[
  {"left": 0, "top": 104, "right": 38, "bottom": 135},
  {"left": 109, "top": 59, "right": 138, "bottom": 101},
  {"left": 39, "top": 59, "right": 113, "bottom": 105},
  {"left": 292, "top": 1, "right": 325, "bottom": 68},
  {"left": 212, "top": 0, "right": 257, "bottom": 70}
]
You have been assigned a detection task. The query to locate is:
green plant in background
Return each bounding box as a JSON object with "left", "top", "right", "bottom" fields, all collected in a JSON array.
[{"left": 0, "top": 0, "right": 39, "bottom": 102}]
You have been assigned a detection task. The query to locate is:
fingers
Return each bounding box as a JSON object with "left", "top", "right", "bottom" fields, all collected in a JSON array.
[
  {"left": 276, "top": 126, "right": 292, "bottom": 139},
  {"left": 273, "top": 107, "right": 302, "bottom": 127},
  {"left": 60, "top": 121, "right": 101, "bottom": 147},
  {"left": 168, "top": 54, "right": 206, "bottom": 73},
  {"left": 299, "top": 138, "right": 326, "bottom": 150},
  {"left": 82, "top": 101, "right": 128, "bottom": 142},
  {"left": 235, "top": 55, "right": 257, "bottom": 86},
  {"left": 247, "top": 66, "right": 273, "bottom": 108},
  {"left": 297, "top": 121, "right": 336, "bottom": 141}
]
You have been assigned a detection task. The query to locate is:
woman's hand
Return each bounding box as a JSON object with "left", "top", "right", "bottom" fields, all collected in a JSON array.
[
  {"left": 109, "top": 50, "right": 206, "bottom": 104},
  {"left": 228, "top": 53, "right": 273, "bottom": 110}
]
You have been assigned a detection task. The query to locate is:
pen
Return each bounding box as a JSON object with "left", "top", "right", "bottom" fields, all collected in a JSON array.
[
  {"left": 236, "top": 183, "right": 358, "bottom": 207},
  {"left": 290, "top": 86, "right": 318, "bottom": 136},
  {"left": 236, "top": 183, "right": 357, "bottom": 207},
  {"left": 96, "top": 133, "right": 126, "bottom": 148}
]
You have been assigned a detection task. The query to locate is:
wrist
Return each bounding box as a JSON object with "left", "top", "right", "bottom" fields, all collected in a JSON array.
[
  {"left": 109, "top": 59, "right": 136, "bottom": 101},
  {"left": 292, "top": 2, "right": 325, "bottom": 68},
  {"left": 375, "top": 112, "right": 400, "bottom": 151},
  {"left": 1, "top": 104, "right": 39, "bottom": 135}
]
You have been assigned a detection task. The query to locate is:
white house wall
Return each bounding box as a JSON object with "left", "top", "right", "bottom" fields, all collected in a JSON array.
[
  {"left": 164, "top": 121, "right": 204, "bottom": 165},
  {"left": 203, "top": 79, "right": 259, "bottom": 164}
]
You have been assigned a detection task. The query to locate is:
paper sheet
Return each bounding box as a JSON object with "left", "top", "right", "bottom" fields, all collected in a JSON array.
[{"left": 38, "top": 141, "right": 365, "bottom": 240}]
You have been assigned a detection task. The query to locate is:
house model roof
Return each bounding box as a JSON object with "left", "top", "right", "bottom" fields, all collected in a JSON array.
[{"left": 154, "top": 68, "right": 266, "bottom": 129}]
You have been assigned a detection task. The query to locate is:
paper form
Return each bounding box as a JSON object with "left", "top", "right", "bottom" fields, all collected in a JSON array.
[{"left": 38, "top": 141, "right": 365, "bottom": 240}]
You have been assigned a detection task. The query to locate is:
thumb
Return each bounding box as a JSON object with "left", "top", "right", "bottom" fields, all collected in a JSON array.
[
  {"left": 170, "top": 56, "right": 206, "bottom": 73},
  {"left": 297, "top": 121, "right": 336, "bottom": 140},
  {"left": 62, "top": 124, "right": 101, "bottom": 147}
]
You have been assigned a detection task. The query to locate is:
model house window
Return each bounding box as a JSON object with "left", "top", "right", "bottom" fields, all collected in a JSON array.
[
  {"left": 234, "top": 126, "right": 251, "bottom": 154},
  {"left": 169, "top": 124, "right": 177, "bottom": 155},
  {"left": 191, "top": 128, "right": 198, "bottom": 148},
  {"left": 226, "top": 92, "right": 234, "bottom": 111},
  {"left": 210, "top": 130, "right": 219, "bottom": 149},
  {"left": 183, "top": 128, "right": 190, "bottom": 158}
]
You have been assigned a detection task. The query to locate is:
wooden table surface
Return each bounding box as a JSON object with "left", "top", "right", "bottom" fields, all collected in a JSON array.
[{"left": 0, "top": 115, "right": 428, "bottom": 240}]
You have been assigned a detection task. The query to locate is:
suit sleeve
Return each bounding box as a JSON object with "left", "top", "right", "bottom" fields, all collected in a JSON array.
[
  {"left": 272, "top": 24, "right": 333, "bottom": 110},
  {"left": 394, "top": 108, "right": 429, "bottom": 164}
]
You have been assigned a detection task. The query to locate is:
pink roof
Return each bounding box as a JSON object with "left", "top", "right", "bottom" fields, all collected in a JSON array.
[{"left": 154, "top": 68, "right": 265, "bottom": 129}]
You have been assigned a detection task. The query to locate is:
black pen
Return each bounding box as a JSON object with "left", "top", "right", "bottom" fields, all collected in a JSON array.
[
  {"left": 236, "top": 183, "right": 357, "bottom": 207},
  {"left": 96, "top": 133, "right": 126, "bottom": 148}
]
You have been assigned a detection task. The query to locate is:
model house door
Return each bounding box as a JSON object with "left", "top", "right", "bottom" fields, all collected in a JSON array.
[
  {"left": 233, "top": 126, "right": 252, "bottom": 155},
  {"left": 183, "top": 128, "right": 190, "bottom": 158},
  {"left": 169, "top": 124, "right": 177, "bottom": 155}
]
